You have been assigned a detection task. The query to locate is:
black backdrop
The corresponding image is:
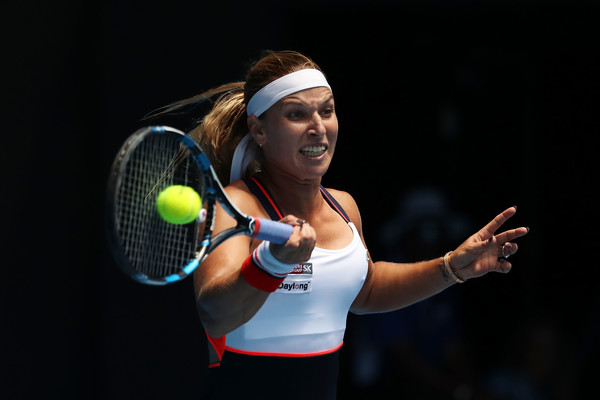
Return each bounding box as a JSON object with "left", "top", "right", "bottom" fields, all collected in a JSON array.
[{"left": 5, "top": 1, "right": 599, "bottom": 399}]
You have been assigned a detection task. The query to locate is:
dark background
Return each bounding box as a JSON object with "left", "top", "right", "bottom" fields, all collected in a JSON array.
[{"left": 4, "top": 1, "right": 598, "bottom": 399}]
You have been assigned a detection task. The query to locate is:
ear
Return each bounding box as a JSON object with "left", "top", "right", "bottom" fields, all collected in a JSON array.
[{"left": 247, "top": 115, "right": 266, "bottom": 147}]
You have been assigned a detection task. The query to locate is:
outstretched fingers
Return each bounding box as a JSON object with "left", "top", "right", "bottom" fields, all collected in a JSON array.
[
  {"left": 477, "top": 206, "right": 518, "bottom": 240},
  {"left": 495, "top": 227, "right": 530, "bottom": 245},
  {"left": 453, "top": 207, "right": 529, "bottom": 278}
]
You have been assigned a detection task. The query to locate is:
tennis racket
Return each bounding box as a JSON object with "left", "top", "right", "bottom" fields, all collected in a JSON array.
[{"left": 106, "top": 126, "right": 293, "bottom": 285}]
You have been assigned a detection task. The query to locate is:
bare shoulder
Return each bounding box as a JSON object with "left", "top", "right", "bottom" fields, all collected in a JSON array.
[
  {"left": 225, "top": 179, "right": 269, "bottom": 218},
  {"left": 225, "top": 179, "right": 252, "bottom": 198},
  {"left": 323, "top": 187, "right": 362, "bottom": 225}
]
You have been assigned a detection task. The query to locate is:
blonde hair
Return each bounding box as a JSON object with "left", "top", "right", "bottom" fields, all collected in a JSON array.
[{"left": 147, "top": 50, "right": 323, "bottom": 183}]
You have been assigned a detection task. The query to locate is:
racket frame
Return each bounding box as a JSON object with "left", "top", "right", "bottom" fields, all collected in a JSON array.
[{"left": 106, "top": 126, "right": 269, "bottom": 285}]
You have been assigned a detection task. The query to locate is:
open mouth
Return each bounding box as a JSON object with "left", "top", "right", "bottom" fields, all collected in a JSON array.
[{"left": 299, "top": 145, "right": 327, "bottom": 158}]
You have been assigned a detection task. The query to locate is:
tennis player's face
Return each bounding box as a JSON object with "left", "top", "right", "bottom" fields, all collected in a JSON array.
[{"left": 259, "top": 87, "right": 338, "bottom": 180}]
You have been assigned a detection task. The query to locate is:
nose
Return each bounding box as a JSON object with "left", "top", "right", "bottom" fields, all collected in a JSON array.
[{"left": 308, "top": 113, "right": 326, "bottom": 136}]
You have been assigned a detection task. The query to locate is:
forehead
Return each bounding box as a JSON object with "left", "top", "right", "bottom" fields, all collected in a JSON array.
[{"left": 280, "top": 87, "right": 334, "bottom": 104}]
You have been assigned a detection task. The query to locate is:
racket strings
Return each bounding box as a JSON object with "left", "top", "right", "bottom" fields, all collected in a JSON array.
[{"left": 116, "top": 133, "right": 202, "bottom": 279}]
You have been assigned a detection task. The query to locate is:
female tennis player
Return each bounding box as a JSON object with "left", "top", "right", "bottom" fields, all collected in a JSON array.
[{"left": 152, "top": 50, "right": 529, "bottom": 399}]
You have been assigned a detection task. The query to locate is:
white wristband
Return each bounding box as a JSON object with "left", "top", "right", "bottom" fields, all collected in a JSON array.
[{"left": 252, "top": 241, "right": 297, "bottom": 278}]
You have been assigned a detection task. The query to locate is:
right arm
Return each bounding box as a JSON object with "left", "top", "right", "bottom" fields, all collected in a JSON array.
[{"left": 193, "top": 182, "right": 315, "bottom": 338}]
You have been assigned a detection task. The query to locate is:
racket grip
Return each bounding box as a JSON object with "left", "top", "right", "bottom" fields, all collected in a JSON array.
[{"left": 253, "top": 218, "right": 294, "bottom": 245}]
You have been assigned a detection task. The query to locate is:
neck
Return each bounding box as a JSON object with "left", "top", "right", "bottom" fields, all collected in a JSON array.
[{"left": 255, "top": 170, "right": 324, "bottom": 220}]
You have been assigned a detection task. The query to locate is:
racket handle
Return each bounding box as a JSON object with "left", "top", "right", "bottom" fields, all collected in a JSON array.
[{"left": 253, "top": 218, "right": 294, "bottom": 245}]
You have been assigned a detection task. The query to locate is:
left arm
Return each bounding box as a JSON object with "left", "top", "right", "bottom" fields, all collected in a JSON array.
[
  {"left": 330, "top": 190, "right": 528, "bottom": 314},
  {"left": 353, "top": 257, "right": 455, "bottom": 314}
]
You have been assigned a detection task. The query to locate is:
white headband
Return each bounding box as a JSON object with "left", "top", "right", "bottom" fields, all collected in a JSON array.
[{"left": 246, "top": 68, "right": 331, "bottom": 117}]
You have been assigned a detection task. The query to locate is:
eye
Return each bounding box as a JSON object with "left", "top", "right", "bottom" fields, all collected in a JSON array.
[
  {"left": 287, "top": 110, "right": 306, "bottom": 120},
  {"left": 320, "top": 107, "right": 334, "bottom": 118}
]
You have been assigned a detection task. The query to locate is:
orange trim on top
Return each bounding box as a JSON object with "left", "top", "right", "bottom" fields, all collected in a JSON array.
[
  {"left": 206, "top": 332, "right": 226, "bottom": 368},
  {"left": 224, "top": 341, "right": 343, "bottom": 358},
  {"left": 248, "top": 177, "right": 284, "bottom": 219}
]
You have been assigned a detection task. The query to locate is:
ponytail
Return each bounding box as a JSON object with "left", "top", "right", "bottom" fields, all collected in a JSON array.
[
  {"left": 145, "top": 82, "right": 250, "bottom": 184},
  {"left": 190, "top": 83, "right": 250, "bottom": 184}
]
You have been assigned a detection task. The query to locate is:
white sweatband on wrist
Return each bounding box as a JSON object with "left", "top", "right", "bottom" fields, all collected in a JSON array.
[
  {"left": 252, "top": 241, "right": 297, "bottom": 278},
  {"left": 246, "top": 69, "right": 331, "bottom": 117}
]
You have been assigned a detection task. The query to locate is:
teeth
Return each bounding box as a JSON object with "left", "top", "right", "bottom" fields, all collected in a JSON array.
[{"left": 300, "top": 146, "right": 326, "bottom": 157}]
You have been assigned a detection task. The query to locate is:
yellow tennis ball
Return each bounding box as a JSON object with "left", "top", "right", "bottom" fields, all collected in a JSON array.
[{"left": 156, "top": 185, "right": 202, "bottom": 225}]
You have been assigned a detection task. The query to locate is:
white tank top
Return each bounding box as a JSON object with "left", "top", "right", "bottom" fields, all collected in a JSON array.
[{"left": 225, "top": 222, "right": 368, "bottom": 356}]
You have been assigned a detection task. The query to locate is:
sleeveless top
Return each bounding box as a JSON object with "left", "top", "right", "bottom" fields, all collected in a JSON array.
[{"left": 202, "top": 177, "right": 368, "bottom": 399}]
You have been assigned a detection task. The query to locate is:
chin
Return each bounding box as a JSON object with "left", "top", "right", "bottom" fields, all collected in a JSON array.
[{"left": 298, "top": 166, "right": 329, "bottom": 181}]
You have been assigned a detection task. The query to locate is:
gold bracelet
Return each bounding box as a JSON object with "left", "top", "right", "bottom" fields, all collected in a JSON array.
[{"left": 444, "top": 251, "right": 465, "bottom": 283}]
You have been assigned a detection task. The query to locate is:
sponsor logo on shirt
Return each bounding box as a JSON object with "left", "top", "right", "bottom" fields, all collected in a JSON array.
[
  {"left": 276, "top": 262, "right": 312, "bottom": 293},
  {"left": 289, "top": 262, "right": 313, "bottom": 275},
  {"left": 278, "top": 281, "right": 311, "bottom": 292}
]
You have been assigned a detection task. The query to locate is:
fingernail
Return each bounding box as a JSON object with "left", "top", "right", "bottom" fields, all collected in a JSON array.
[
  {"left": 526, "top": 227, "right": 530, "bottom": 232},
  {"left": 513, "top": 205, "right": 518, "bottom": 210}
]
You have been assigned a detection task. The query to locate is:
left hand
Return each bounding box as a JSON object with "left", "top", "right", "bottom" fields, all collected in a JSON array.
[{"left": 448, "top": 206, "right": 529, "bottom": 280}]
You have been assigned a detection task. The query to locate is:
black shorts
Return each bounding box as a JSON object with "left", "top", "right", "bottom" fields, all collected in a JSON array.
[{"left": 201, "top": 350, "right": 340, "bottom": 400}]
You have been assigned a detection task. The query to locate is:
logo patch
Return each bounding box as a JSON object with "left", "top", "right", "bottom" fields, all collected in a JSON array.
[
  {"left": 276, "top": 263, "right": 312, "bottom": 293},
  {"left": 289, "top": 262, "right": 313, "bottom": 275}
]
